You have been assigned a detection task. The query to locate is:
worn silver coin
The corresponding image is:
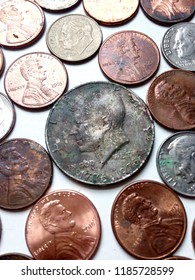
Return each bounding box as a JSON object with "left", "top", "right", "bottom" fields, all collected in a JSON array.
[
  {"left": 161, "top": 22, "right": 195, "bottom": 71},
  {"left": 0, "top": 92, "right": 15, "bottom": 142},
  {"left": 46, "top": 14, "right": 103, "bottom": 62},
  {"left": 157, "top": 131, "right": 195, "bottom": 197},
  {"left": 35, "top": 0, "right": 80, "bottom": 10},
  {"left": 45, "top": 81, "right": 154, "bottom": 186}
]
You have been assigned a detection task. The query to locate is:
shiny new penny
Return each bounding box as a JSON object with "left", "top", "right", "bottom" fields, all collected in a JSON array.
[
  {"left": 46, "top": 14, "right": 102, "bottom": 62},
  {"left": 98, "top": 31, "right": 160, "bottom": 85},
  {"left": 45, "top": 81, "right": 154, "bottom": 186},
  {"left": 192, "top": 219, "right": 195, "bottom": 251},
  {"left": 0, "top": 138, "right": 53, "bottom": 210},
  {"left": 83, "top": 0, "right": 139, "bottom": 25},
  {"left": 157, "top": 131, "right": 195, "bottom": 197},
  {"left": 0, "top": 48, "right": 4, "bottom": 75},
  {"left": 161, "top": 22, "right": 195, "bottom": 71},
  {"left": 147, "top": 70, "right": 195, "bottom": 130},
  {"left": 4, "top": 52, "right": 68, "bottom": 109},
  {"left": 0, "top": 0, "right": 45, "bottom": 48},
  {"left": 140, "top": 0, "right": 194, "bottom": 25},
  {"left": 25, "top": 190, "right": 101, "bottom": 260},
  {"left": 111, "top": 180, "right": 187, "bottom": 260},
  {"left": 0, "top": 253, "right": 32, "bottom": 260},
  {"left": 0, "top": 92, "right": 16, "bottom": 142},
  {"left": 35, "top": 0, "right": 80, "bottom": 10}
]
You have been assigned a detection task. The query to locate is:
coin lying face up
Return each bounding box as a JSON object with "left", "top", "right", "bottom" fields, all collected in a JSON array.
[
  {"left": 0, "top": 253, "right": 32, "bottom": 260},
  {"left": 25, "top": 190, "right": 101, "bottom": 260},
  {"left": 46, "top": 14, "right": 102, "bottom": 62},
  {"left": 0, "top": 138, "right": 53, "bottom": 210},
  {"left": 45, "top": 81, "right": 154, "bottom": 186},
  {"left": 111, "top": 180, "right": 187, "bottom": 259},
  {"left": 34, "top": 0, "right": 80, "bottom": 11}
]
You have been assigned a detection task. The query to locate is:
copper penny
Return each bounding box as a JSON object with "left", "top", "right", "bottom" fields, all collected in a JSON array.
[
  {"left": 0, "top": 215, "right": 2, "bottom": 241},
  {"left": 0, "top": 0, "right": 45, "bottom": 48},
  {"left": 165, "top": 256, "right": 192, "bottom": 260},
  {"left": 35, "top": 0, "right": 80, "bottom": 11},
  {"left": 111, "top": 180, "right": 187, "bottom": 259},
  {"left": 0, "top": 92, "right": 16, "bottom": 142},
  {"left": 192, "top": 219, "right": 195, "bottom": 251},
  {"left": 0, "top": 253, "right": 32, "bottom": 260},
  {"left": 4, "top": 52, "right": 68, "bottom": 109},
  {"left": 83, "top": 0, "right": 139, "bottom": 25},
  {"left": 98, "top": 31, "right": 160, "bottom": 85},
  {"left": 140, "top": 0, "right": 194, "bottom": 25},
  {"left": 25, "top": 190, "right": 101, "bottom": 260},
  {"left": 0, "top": 48, "right": 4, "bottom": 75},
  {"left": 147, "top": 69, "right": 195, "bottom": 130},
  {"left": 0, "top": 138, "right": 53, "bottom": 210}
]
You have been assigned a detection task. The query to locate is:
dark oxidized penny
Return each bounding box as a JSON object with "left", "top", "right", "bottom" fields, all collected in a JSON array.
[
  {"left": 0, "top": 0, "right": 45, "bottom": 48},
  {"left": 147, "top": 70, "right": 195, "bottom": 130},
  {"left": 46, "top": 14, "right": 102, "bottom": 62},
  {"left": 45, "top": 81, "right": 154, "bottom": 186},
  {"left": 192, "top": 219, "right": 195, "bottom": 251},
  {"left": 0, "top": 253, "right": 32, "bottom": 260},
  {"left": 83, "top": 0, "right": 139, "bottom": 26},
  {"left": 111, "top": 180, "right": 187, "bottom": 260},
  {"left": 25, "top": 190, "right": 101, "bottom": 260},
  {"left": 0, "top": 92, "right": 16, "bottom": 142},
  {"left": 35, "top": 0, "right": 80, "bottom": 10},
  {"left": 161, "top": 22, "right": 195, "bottom": 71},
  {"left": 165, "top": 256, "right": 192, "bottom": 260},
  {"left": 4, "top": 52, "right": 68, "bottom": 109},
  {"left": 140, "top": 0, "right": 194, "bottom": 25},
  {"left": 0, "top": 48, "right": 4, "bottom": 75},
  {"left": 98, "top": 31, "right": 160, "bottom": 85},
  {"left": 0, "top": 138, "right": 53, "bottom": 210},
  {"left": 157, "top": 131, "right": 195, "bottom": 197}
]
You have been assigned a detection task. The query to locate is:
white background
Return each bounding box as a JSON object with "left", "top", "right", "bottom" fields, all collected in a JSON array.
[{"left": 0, "top": 0, "right": 195, "bottom": 260}]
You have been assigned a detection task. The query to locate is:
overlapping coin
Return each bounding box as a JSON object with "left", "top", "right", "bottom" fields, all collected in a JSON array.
[
  {"left": 46, "top": 14, "right": 102, "bottom": 62},
  {"left": 25, "top": 190, "right": 101, "bottom": 260},
  {"left": 111, "top": 180, "right": 187, "bottom": 259},
  {"left": 161, "top": 22, "right": 195, "bottom": 71},
  {"left": 0, "top": 48, "right": 4, "bottom": 75},
  {"left": 35, "top": 0, "right": 80, "bottom": 11},
  {"left": 83, "top": 0, "right": 139, "bottom": 25},
  {"left": 4, "top": 52, "right": 68, "bottom": 109},
  {"left": 45, "top": 81, "right": 154, "bottom": 186},
  {"left": 140, "top": 0, "right": 194, "bottom": 25},
  {"left": 98, "top": 31, "right": 160, "bottom": 85},
  {"left": 192, "top": 219, "right": 195, "bottom": 251},
  {"left": 0, "top": 92, "right": 15, "bottom": 142},
  {"left": 0, "top": 0, "right": 45, "bottom": 48},
  {"left": 0, "top": 253, "right": 32, "bottom": 260},
  {"left": 147, "top": 70, "right": 195, "bottom": 130},
  {"left": 0, "top": 138, "right": 53, "bottom": 210},
  {"left": 157, "top": 131, "right": 195, "bottom": 197}
]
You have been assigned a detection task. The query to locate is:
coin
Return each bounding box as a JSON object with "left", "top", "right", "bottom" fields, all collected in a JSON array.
[
  {"left": 4, "top": 52, "right": 68, "bottom": 109},
  {"left": 111, "top": 180, "right": 187, "bottom": 259},
  {"left": 0, "top": 0, "right": 45, "bottom": 48},
  {"left": 45, "top": 81, "right": 154, "bottom": 186},
  {"left": 147, "top": 70, "right": 195, "bottom": 130},
  {"left": 83, "top": 0, "right": 139, "bottom": 25},
  {"left": 0, "top": 253, "right": 32, "bottom": 260},
  {"left": 34, "top": 0, "right": 80, "bottom": 10},
  {"left": 0, "top": 215, "right": 1, "bottom": 241},
  {"left": 98, "top": 31, "right": 160, "bottom": 85},
  {"left": 161, "top": 22, "right": 195, "bottom": 71},
  {"left": 0, "top": 48, "right": 4, "bottom": 75},
  {"left": 192, "top": 219, "right": 195, "bottom": 251},
  {"left": 140, "top": 0, "right": 194, "bottom": 25},
  {"left": 0, "top": 138, "right": 53, "bottom": 210},
  {"left": 157, "top": 131, "right": 195, "bottom": 197},
  {"left": 25, "top": 190, "right": 101, "bottom": 260},
  {"left": 0, "top": 92, "right": 16, "bottom": 142},
  {"left": 165, "top": 256, "right": 192, "bottom": 260},
  {"left": 46, "top": 14, "right": 102, "bottom": 62}
]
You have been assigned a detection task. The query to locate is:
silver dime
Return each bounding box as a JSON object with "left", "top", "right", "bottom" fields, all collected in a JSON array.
[
  {"left": 45, "top": 81, "right": 155, "bottom": 186},
  {"left": 46, "top": 14, "right": 103, "bottom": 62},
  {"left": 35, "top": 0, "right": 80, "bottom": 11},
  {"left": 161, "top": 22, "right": 195, "bottom": 71},
  {"left": 0, "top": 92, "right": 15, "bottom": 142},
  {"left": 157, "top": 131, "right": 195, "bottom": 197}
]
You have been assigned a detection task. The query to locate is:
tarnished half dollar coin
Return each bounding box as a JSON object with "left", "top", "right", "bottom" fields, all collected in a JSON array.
[
  {"left": 161, "top": 22, "right": 195, "bottom": 71},
  {"left": 0, "top": 253, "right": 32, "bottom": 260},
  {"left": 46, "top": 14, "right": 103, "bottom": 62},
  {"left": 25, "top": 190, "right": 101, "bottom": 260},
  {"left": 4, "top": 52, "right": 68, "bottom": 109},
  {"left": 0, "top": 0, "right": 45, "bottom": 48},
  {"left": 147, "top": 70, "right": 195, "bottom": 130},
  {"left": 45, "top": 81, "right": 154, "bottom": 186},
  {"left": 157, "top": 131, "right": 195, "bottom": 197},
  {"left": 98, "top": 31, "right": 160, "bottom": 85},
  {"left": 35, "top": 0, "right": 80, "bottom": 11},
  {"left": 0, "top": 92, "right": 16, "bottom": 142},
  {"left": 0, "top": 138, "right": 53, "bottom": 210},
  {"left": 111, "top": 180, "right": 187, "bottom": 259},
  {"left": 83, "top": 0, "right": 139, "bottom": 25}
]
